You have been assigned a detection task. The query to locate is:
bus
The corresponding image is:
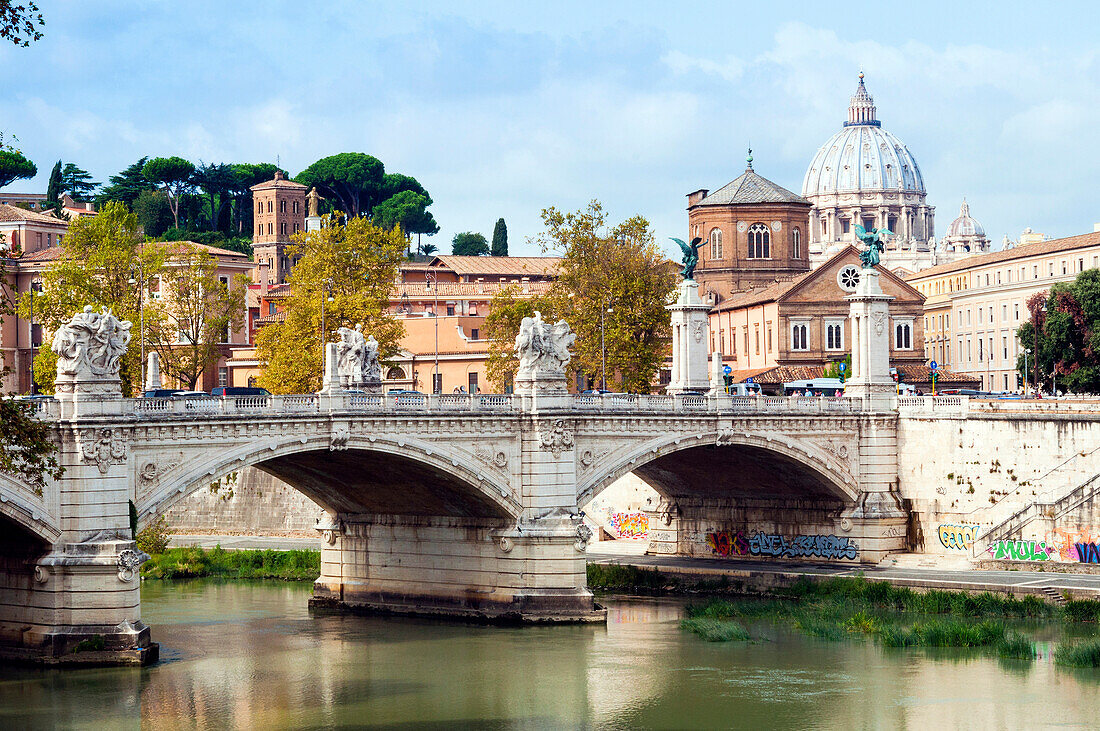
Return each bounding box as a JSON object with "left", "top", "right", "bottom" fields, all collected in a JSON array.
[{"left": 783, "top": 378, "right": 845, "bottom": 396}]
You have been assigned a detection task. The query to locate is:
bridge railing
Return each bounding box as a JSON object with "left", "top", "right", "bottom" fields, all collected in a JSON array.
[{"left": 571, "top": 393, "right": 863, "bottom": 414}]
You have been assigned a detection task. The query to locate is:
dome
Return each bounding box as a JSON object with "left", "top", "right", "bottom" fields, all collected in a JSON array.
[
  {"left": 945, "top": 199, "right": 985, "bottom": 239},
  {"left": 801, "top": 75, "right": 926, "bottom": 199}
]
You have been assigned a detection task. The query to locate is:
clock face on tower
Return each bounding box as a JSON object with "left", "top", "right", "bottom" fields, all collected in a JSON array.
[{"left": 837, "top": 265, "right": 861, "bottom": 292}]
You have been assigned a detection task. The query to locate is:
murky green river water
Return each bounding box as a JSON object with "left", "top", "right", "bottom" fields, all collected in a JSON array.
[{"left": 2, "top": 580, "right": 1099, "bottom": 729}]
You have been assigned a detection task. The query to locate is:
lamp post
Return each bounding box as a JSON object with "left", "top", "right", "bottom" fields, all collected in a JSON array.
[
  {"left": 128, "top": 265, "right": 146, "bottom": 371},
  {"left": 28, "top": 280, "right": 41, "bottom": 394},
  {"left": 1023, "top": 347, "right": 1030, "bottom": 396},
  {"left": 425, "top": 270, "right": 439, "bottom": 394},
  {"left": 319, "top": 278, "right": 333, "bottom": 357},
  {"left": 600, "top": 300, "right": 613, "bottom": 391}
]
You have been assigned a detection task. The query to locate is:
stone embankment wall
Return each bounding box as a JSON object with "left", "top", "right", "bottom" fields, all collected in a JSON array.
[
  {"left": 897, "top": 412, "right": 1100, "bottom": 564},
  {"left": 165, "top": 467, "right": 325, "bottom": 536}
]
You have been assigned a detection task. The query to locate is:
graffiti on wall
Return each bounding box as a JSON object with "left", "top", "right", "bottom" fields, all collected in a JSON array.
[
  {"left": 1051, "top": 527, "right": 1100, "bottom": 563},
  {"left": 609, "top": 512, "right": 649, "bottom": 540},
  {"left": 1075, "top": 543, "right": 1100, "bottom": 563},
  {"left": 987, "top": 540, "right": 1056, "bottom": 562},
  {"left": 748, "top": 532, "right": 859, "bottom": 561},
  {"left": 937, "top": 523, "right": 983, "bottom": 552},
  {"left": 706, "top": 531, "right": 749, "bottom": 557}
]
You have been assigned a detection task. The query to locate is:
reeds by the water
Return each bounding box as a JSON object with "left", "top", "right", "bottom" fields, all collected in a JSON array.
[{"left": 1055, "top": 638, "right": 1100, "bottom": 667}]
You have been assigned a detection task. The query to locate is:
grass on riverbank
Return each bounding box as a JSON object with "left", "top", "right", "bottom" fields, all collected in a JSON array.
[{"left": 142, "top": 546, "right": 320, "bottom": 581}]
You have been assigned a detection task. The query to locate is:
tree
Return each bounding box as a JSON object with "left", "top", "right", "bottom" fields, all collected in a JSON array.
[
  {"left": 143, "top": 243, "right": 247, "bottom": 390},
  {"left": 296, "top": 153, "right": 385, "bottom": 218},
  {"left": 98, "top": 157, "right": 152, "bottom": 207},
  {"left": 21, "top": 201, "right": 167, "bottom": 396},
  {"left": 229, "top": 163, "right": 286, "bottom": 234},
  {"left": 192, "top": 162, "right": 235, "bottom": 232},
  {"left": 0, "top": 149, "right": 36, "bottom": 189},
  {"left": 132, "top": 189, "right": 174, "bottom": 237},
  {"left": 143, "top": 156, "right": 195, "bottom": 229},
  {"left": 256, "top": 214, "right": 406, "bottom": 394},
  {"left": 491, "top": 218, "right": 508, "bottom": 256},
  {"left": 43, "top": 159, "right": 61, "bottom": 212},
  {"left": 60, "top": 162, "right": 99, "bottom": 200},
  {"left": 536, "top": 201, "right": 675, "bottom": 393},
  {"left": 452, "top": 231, "right": 489, "bottom": 256},
  {"left": 1017, "top": 270, "right": 1100, "bottom": 394},
  {"left": 373, "top": 190, "right": 439, "bottom": 249},
  {"left": 0, "top": 1, "right": 43, "bottom": 47},
  {"left": 420, "top": 243, "right": 438, "bottom": 257}
]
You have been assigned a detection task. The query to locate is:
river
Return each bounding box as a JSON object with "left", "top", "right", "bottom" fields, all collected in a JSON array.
[{"left": 1, "top": 580, "right": 1099, "bottom": 729}]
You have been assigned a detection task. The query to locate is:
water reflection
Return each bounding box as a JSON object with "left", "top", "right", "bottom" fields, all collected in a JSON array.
[{"left": 0, "top": 581, "right": 1098, "bottom": 729}]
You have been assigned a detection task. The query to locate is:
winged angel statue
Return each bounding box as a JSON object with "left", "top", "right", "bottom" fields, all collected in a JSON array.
[
  {"left": 855, "top": 225, "right": 892, "bottom": 269},
  {"left": 671, "top": 237, "right": 704, "bottom": 280}
]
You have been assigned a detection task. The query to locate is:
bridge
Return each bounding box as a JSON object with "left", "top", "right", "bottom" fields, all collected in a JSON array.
[{"left": 0, "top": 277, "right": 911, "bottom": 664}]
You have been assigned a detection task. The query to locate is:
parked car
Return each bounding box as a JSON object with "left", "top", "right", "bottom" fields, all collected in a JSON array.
[
  {"left": 143, "top": 389, "right": 185, "bottom": 398},
  {"left": 210, "top": 386, "right": 271, "bottom": 397},
  {"left": 11, "top": 393, "right": 56, "bottom": 401}
]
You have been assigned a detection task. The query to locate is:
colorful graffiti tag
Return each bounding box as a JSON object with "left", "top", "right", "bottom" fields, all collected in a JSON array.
[
  {"left": 1075, "top": 543, "right": 1100, "bottom": 563},
  {"left": 706, "top": 531, "right": 749, "bottom": 557},
  {"left": 937, "top": 523, "right": 983, "bottom": 552},
  {"left": 609, "top": 512, "right": 649, "bottom": 540},
  {"left": 1051, "top": 527, "right": 1100, "bottom": 562},
  {"left": 748, "top": 532, "right": 859, "bottom": 561},
  {"left": 987, "top": 540, "right": 1056, "bottom": 562}
]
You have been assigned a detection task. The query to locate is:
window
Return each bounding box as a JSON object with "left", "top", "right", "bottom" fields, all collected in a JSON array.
[
  {"left": 267, "top": 223, "right": 273, "bottom": 235},
  {"left": 432, "top": 372, "right": 443, "bottom": 394},
  {"left": 1034, "top": 265, "right": 1039, "bottom": 279},
  {"left": 719, "top": 329, "right": 725, "bottom": 353},
  {"left": 730, "top": 327, "right": 736, "bottom": 354},
  {"left": 825, "top": 321, "right": 844, "bottom": 350},
  {"left": 990, "top": 308, "right": 994, "bottom": 324},
  {"left": 978, "top": 307, "right": 982, "bottom": 323},
  {"left": 1003, "top": 336, "right": 1008, "bottom": 360},
  {"left": 894, "top": 321, "right": 912, "bottom": 350},
  {"left": 1002, "top": 304, "right": 1007, "bottom": 321},
  {"left": 766, "top": 322, "right": 773, "bottom": 352},
  {"left": 468, "top": 372, "right": 479, "bottom": 394},
  {"left": 294, "top": 223, "right": 299, "bottom": 233},
  {"left": 268, "top": 302, "right": 276, "bottom": 315},
  {"left": 946, "top": 314, "right": 949, "bottom": 329},
  {"left": 267, "top": 200, "right": 273, "bottom": 213},
  {"left": 791, "top": 322, "right": 809, "bottom": 350},
  {"left": 471, "top": 328, "right": 479, "bottom": 340},
  {"left": 258, "top": 224, "right": 262, "bottom": 235},
  {"left": 754, "top": 325, "right": 760, "bottom": 355},
  {"left": 984, "top": 273, "right": 990, "bottom": 286},
  {"left": 386, "top": 366, "right": 406, "bottom": 380},
  {"left": 1080, "top": 258, "right": 1086, "bottom": 272},
  {"left": 841, "top": 218, "right": 850, "bottom": 234},
  {"left": 792, "top": 228, "right": 801, "bottom": 259},
  {"left": 709, "top": 227, "right": 723, "bottom": 259},
  {"left": 745, "top": 329, "right": 750, "bottom": 355},
  {"left": 977, "top": 338, "right": 983, "bottom": 361},
  {"left": 280, "top": 222, "right": 287, "bottom": 235},
  {"left": 1014, "top": 304, "right": 1019, "bottom": 321},
  {"left": 258, "top": 202, "right": 262, "bottom": 214},
  {"left": 218, "top": 368, "right": 228, "bottom": 387},
  {"left": 280, "top": 200, "right": 286, "bottom": 213},
  {"left": 997, "top": 271, "right": 1001, "bottom": 284},
  {"left": 748, "top": 223, "right": 770, "bottom": 258},
  {"left": 293, "top": 201, "right": 299, "bottom": 214},
  {"left": 1049, "top": 262, "right": 1054, "bottom": 276},
  {"left": 446, "top": 305, "right": 455, "bottom": 316}
]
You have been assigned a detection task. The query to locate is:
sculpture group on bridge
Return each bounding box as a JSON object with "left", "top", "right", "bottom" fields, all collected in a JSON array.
[
  {"left": 335, "top": 324, "right": 382, "bottom": 389},
  {"left": 52, "top": 306, "right": 132, "bottom": 378},
  {"left": 514, "top": 311, "right": 575, "bottom": 379}
]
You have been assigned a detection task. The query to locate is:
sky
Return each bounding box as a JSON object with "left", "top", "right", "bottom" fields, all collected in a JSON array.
[{"left": 2, "top": 1, "right": 1099, "bottom": 259}]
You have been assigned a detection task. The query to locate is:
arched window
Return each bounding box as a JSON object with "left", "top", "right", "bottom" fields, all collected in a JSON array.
[
  {"left": 267, "top": 200, "right": 273, "bottom": 213},
  {"left": 791, "top": 322, "right": 809, "bottom": 350},
  {"left": 280, "top": 200, "right": 286, "bottom": 213},
  {"left": 792, "top": 228, "right": 801, "bottom": 259},
  {"left": 709, "top": 227, "right": 722, "bottom": 259},
  {"left": 386, "top": 366, "right": 406, "bottom": 381},
  {"left": 825, "top": 321, "right": 843, "bottom": 350},
  {"left": 895, "top": 322, "right": 912, "bottom": 350},
  {"left": 748, "top": 223, "right": 770, "bottom": 259}
]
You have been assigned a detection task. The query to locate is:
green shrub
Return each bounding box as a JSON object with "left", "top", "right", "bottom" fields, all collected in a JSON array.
[
  {"left": 586, "top": 563, "right": 673, "bottom": 592},
  {"left": 141, "top": 546, "right": 320, "bottom": 581},
  {"left": 680, "top": 618, "right": 750, "bottom": 642},
  {"left": 879, "top": 619, "right": 1006, "bottom": 648},
  {"left": 996, "top": 632, "right": 1034, "bottom": 660},
  {"left": 793, "top": 616, "right": 848, "bottom": 641},
  {"left": 73, "top": 635, "right": 105, "bottom": 652},
  {"left": 1063, "top": 600, "right": 1100, "bottom": 623},
  {"left": 136, "top": 515, "right": 172, "bottom": 555},
  {"left": 1055, "top": 638, "right": 1100, "bottom": 667},
  {"left": 844, "top": 610, "right": 882, "bottom": 635}
]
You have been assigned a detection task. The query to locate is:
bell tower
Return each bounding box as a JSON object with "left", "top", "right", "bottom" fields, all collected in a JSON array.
[{"left": 251, "top": 170, "right": 307, "bottom": 285}]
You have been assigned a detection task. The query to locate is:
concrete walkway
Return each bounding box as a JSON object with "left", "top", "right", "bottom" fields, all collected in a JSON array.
[
  {"left": 167, "top": 534, "right": 1100, "bottom": 598},
  {"left": 588, "top": 550, "right": 1100, "bottom": 599}
]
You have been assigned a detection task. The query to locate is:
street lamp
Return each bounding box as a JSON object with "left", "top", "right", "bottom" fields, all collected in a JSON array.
[
  {"left": 1023, "top": 347, "right": 1031, "bottom": 395},
  {"left": 28, "top": 280, "right": 42, "bottom": 394},
  {"left": 425, "top": 270, "right": 439, "bottom": 394},
  {"left": 319, "top": 278, "right": 333, "bottom": 356},
  {"left": 127, "top": 267, "right": 145, "bottom": 374},
  {"left": 601, "top": 301, "right": 613, "bottom": 391}
]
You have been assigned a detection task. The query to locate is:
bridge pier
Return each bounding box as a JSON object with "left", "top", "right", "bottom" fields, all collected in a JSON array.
[{"left": 311, "top": 512, "right": 599, "bottom": 622}]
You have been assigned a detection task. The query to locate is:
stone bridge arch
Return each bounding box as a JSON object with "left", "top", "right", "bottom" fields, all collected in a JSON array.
[
  {"left": 577, "top": 429, "right": 860, "bottom": 507},
  {"left": 135, "top": 432, "right": 522, "bottom": 529},
  {"left": 0, "top": 472, "right": 61, "bottom": 545}
]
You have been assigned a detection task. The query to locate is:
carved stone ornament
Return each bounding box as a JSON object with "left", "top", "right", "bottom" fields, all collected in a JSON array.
[
  {"left": 117, "top": 549, "right": 147, "bottom": 582},
  {"left": 475, "top": 447, "right": 508, "bottom": 469},
  {"left": 330, "top": 424, "right": 350, "bottom": 451},
  {"left": 579, "top": 449, "right": 608, "bottom": 470},
  {"left": 771, "top": 221, "right": 782, "bottom": 232},
  {"left": 335, "top": 325, "right": 381, "bottom": 388},
  {"left": 538, "top": 419, "right": 575, "bottom": 457},
  {"left": 515, "top": 311, "right": 575, "bottom": 380},
  {"left": 81, "top": 428, "right": 127, "bottom": 474},
  {"left": 137, "top": 453, "right": 184, "bottom": 490},
  {"left": 574, "top": 522, "right": 593, "bottom": 552},
  {"left": 871, "top": 311, "right": 887, "bottom": 336},
  {"left": 737, "top": 221, "right": 748, "bottom": 233},
  {"left": 52, "top": 305, "right": 132, "bottom": 380},
  {"left": 498, "top": 536, "right": 514, "bottom": 553}
]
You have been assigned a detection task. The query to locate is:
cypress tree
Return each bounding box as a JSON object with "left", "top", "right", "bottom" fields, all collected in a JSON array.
[
  {"left": 44, "top": 159, "right": 62, "bottom": 212},
  {"left": 491, "top": 217, "right": 508, "bottom": 256}
]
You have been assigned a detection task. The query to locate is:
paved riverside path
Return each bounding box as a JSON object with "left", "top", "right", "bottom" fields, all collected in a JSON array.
[{"left": 587, "top": 550, "right": 1100, "bottom": 599}]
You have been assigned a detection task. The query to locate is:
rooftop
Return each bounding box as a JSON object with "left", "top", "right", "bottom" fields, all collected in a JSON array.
[
  {"left": 0, "top": 203, "right": 68, "bottom": 225},
  {"left": 693, "top": 164, "right": 809, "bottom": 208},
  {"left": 906, "top": 230, "right": 1100, "bottom": 281},
  {"left": 428, "top": 255, "right": 563, "bottom": 278},
  {"left": 250, "top": 171, "right": 307, "bottom": 192}
]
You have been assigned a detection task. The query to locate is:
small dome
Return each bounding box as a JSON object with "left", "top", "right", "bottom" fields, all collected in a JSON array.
[
  {"left": 801, "top": 76, "right": 925, "bottom": 199},
  {"left": 945, "top": 199, "right": 985, "bottom": 239}
]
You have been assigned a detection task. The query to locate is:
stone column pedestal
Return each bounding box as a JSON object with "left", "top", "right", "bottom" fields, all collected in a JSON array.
[
  {"left": 667, "top": 279, "right": 711, "bottom": 394},
  {"left": 845, "top": 268, "right": 896, "bottom": 411}
]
